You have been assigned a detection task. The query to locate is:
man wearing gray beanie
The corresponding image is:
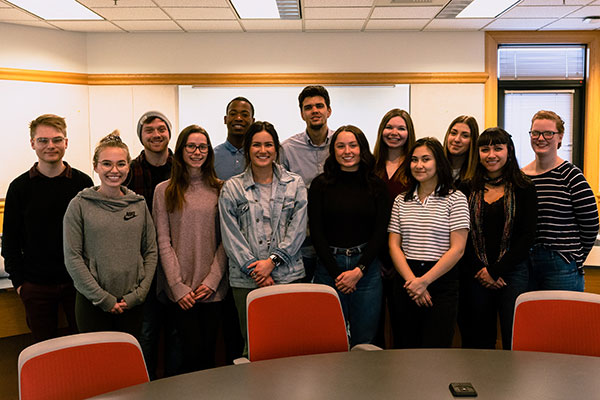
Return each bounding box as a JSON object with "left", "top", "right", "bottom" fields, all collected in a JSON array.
[{"left": 127, "top": 110, "right": 179, "bottom": 379}]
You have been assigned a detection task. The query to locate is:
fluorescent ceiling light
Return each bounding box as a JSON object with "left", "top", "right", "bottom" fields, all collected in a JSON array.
[
  {"left": 7, "top": 0, "right": 102, "bottom": 20},
  {"left": 230, "top": 0, "right": 301, "bottom": 19},
  {"left": 456, "top": 0, "right": 521, "bottom": 18},
  {"left": 231, "top": 0, "right": 279, "bottom": 19}
]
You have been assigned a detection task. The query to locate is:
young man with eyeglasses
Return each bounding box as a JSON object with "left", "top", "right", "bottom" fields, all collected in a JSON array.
[{"left": 2, "top": 114, "right": 93, "bottom": 343}]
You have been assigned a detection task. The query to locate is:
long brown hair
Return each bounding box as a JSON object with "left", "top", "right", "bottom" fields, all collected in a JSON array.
[
  {"left": 373, "top": 109, "right": 415, "bottom": 182},
  {"left": 165, "top": 125, "right": 222, "bottom": 212},
  {"left": 442, "top": 115, "right": 479, "bottom": 181}
]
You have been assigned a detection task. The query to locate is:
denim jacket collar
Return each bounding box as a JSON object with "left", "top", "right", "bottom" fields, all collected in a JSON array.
[{"left": 241, "top": 163, "right": 294, "bottom": 191}]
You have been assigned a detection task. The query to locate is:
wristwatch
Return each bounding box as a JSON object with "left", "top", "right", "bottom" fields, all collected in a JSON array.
[
  {"left": 356, "top": 264, "right": 366, "bottom": 273},
  {"left": 269, "top": 254, "right": 283, "bottom": 267}
]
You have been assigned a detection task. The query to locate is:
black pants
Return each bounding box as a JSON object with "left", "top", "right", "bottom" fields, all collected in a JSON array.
[
  {"left": 75, "top": 292, "right": 143, "bottom": 338},
  {"left": 173, "top": 300, "right": 223, "bottom": 373},
  {"left": 393, "top": 260, "right": 458, "bottom": 348},
  {"left": 19, "top": 281, "right": 78, "bottom": 342}
]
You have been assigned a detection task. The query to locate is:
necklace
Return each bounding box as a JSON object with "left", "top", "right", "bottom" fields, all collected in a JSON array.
[{"left": 484, "top": 175, "right": 504, "bottom": 187}]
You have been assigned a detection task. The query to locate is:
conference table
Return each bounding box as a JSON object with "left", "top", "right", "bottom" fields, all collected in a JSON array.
[{"left": 92, "top": 348, "right": 600, "bottom": 399}]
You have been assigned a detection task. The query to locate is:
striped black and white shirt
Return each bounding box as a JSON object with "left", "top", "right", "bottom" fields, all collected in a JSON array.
[
  {"left": 388, "top": 189, "right": 470, "bottom": 262},
  {"left": 527, "top": 161, "right": 599, "bottom": 268}
]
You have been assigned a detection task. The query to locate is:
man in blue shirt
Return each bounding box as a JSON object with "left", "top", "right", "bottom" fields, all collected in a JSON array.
[
  {"left": 281, "top": 85, "right": 335, "bottom": 282},
  {"left": 214, "top": 97, "right": 255, "bottom": 180},
  {"left": 213, "top": 96, "right": 255, "bottom": 362}
]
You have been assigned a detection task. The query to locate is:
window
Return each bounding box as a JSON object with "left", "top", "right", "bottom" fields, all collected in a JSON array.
[{"left": 498, "top": 45, "right": 586, "bottom": 168}]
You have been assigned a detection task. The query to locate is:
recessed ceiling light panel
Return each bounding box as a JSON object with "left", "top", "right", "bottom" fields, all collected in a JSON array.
[
  {"left": 456, "top": 0, "right": 521, "bottom": 18},
  {"left": 7, "top": 0, "right": 102, "bottom": 20},
  {"left": 230, "top": 0, "right": 300, "bottom": 20}
]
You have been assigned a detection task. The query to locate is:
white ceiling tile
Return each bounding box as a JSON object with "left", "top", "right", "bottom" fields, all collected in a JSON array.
[
  {"left": 424, "top": 18, "right": 493, "bottom": 31},
  {"left": 304, "top": 0, "right": 374, "bottom": 6},
  {"left": 93, "top": 7, "right": 169, "bottom": 20},
  {"left": 371, "top": 6, "right": 442, "bottom": 19},
  {"left": 1, "top": 20, "right": 57, "bottom": 29},
  {"left": 179, "top": 19, "right": 242, "bottom": 31},
  {"left": 567, "top": 5, "right": 600, "bottom": 17},
  {"left": 304, "top": 7, "right": 371, "bottom": 19},
  {"left": 304, "top": 19, "right": 365, "bottom": 30},
  {"left": 501, "top": 5, "right": 581, "bottom": 18},
  {"left": 365, "top": 19, "right": 428, "bottom": 30},
  {"left": 484, "top": 18, "right": 557, "bottom": 30},
  {"left": 0, "top": 8, "right": 39, "bottom": 20},
  {"left": 49, "top": 20, "right": 125, "bottom": 32},
  {"left": 242, "top": 19, "right": 302, "bottom": 31},
  {"left": 164, "top": 7, "right": 235, "bottom": 19},
  {"left": 112, "top": 20, "right": 183, "bottom": 31},
  {"left": 541, "top": 18, "right": 600, "bottom": 29},
  {"left": 519, "top": 0, "right": 590, "bottom": 5},
  {"left": 79, "top": 0, "right": 155, "bottom": 6},
  {"left": 155, "top": 0, "right": 230, "bottom": 6}
]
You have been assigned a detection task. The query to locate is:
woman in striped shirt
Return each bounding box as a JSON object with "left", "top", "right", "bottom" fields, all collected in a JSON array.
[
  {"left": 522, "top": 110, "right": 599, "bottom": 291},
  {"left": 388, "top": 137, "right": 469, "bottom": 348}
]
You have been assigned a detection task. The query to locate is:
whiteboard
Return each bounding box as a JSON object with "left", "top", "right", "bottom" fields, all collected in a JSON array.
[{"left": 178, "top": 85, "right": 411, "bottom": 150}]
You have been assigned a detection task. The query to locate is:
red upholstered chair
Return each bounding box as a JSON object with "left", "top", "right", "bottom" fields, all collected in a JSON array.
[
  {"left": 18, "top": 331, "right": 149, "bottom": 400},
  {"left": 512, "top": 290, "right": 600, "bottom": 357},
  {"left": 245, "top": 283, "right": 350, "bottom": 362}
]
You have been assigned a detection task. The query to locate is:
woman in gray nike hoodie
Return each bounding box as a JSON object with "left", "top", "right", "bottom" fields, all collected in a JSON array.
[{"left": 63, "top": 132, "right": 157, "bottom": 336}]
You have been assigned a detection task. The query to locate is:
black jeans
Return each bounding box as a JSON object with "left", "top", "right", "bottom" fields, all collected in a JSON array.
[
  {"left": 75, "top": 292, "right": 143, "bottom": 338},
  {"left": 393, "top": 260, "right": 458, "bottom": 348},
  {"left": 172, "top": 300, "right": 223, "bottom": 373}
]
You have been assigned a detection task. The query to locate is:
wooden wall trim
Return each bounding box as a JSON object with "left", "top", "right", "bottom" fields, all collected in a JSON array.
[
  {"left": 0, "top": 68, "right": 488, "bottom": 86},
  {"left": 0, "top": 67, "right": 88, "bottom": 85},
  {"left": 485, "top": 31, "right": 600, "bottom": 194}
]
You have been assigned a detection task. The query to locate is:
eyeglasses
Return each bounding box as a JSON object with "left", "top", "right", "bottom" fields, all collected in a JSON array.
[
  {"left": 98, "top": 160, "right": 128, "bottom": 170},
  {"left": 529, "top": 130, "right": 558, "bottom": 140},
  {"left": 184, "top": 144, "right": 209, "bottom": 153},
  {"left": 35, "top": 137, "right": 65, "bottom": 146}
]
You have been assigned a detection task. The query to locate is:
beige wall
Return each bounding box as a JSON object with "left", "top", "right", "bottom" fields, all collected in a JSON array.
[{"left": 0, "top": 22, "right": 486, "bottom": 195}]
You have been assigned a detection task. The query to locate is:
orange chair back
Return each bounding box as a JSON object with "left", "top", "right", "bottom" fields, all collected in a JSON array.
[
  {"left": 512, "top": 290, "right": 600, "bottom": 357},
  {"left": 247, "top": 283, "right": 349, "bottom": 362},
  {"left": 19, "top": 331, "right": 149, "bottom": 400}
]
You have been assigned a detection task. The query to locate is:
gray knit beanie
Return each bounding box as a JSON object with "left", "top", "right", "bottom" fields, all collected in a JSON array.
[{"left": 137, "top": 111, "right": 172, "bottom": 142}]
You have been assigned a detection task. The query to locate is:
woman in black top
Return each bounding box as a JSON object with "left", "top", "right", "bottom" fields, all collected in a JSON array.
[
  {"left": 459, "top": 127, "right": 537, "bottom": 349},
  {"left": 308, "top": 125, "right": 389, "bottom": 346}
]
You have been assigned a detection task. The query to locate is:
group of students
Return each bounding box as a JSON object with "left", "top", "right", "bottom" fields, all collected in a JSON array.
[{"left": 3, "top": 85, "right": 599, "bottom": 379}]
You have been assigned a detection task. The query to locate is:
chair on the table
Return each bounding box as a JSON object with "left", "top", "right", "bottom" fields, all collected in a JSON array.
[
  {"left": 512, "top": 290, "right": 600, "bottom": 357},
  {"left": 240, "top": 283, "right": 374, "bottom": 363},
  {"left": 18, "top": 331, "right": 149, "bottom": 400}
]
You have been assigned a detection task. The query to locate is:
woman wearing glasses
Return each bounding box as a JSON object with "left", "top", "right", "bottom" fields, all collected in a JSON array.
[
  {"left": 522, "top": 110, "right": 599, "bottom": 291},
  {"left": 152, "top": 125, "right": 227, "bottom": 372},
  {"left": 219, "top": 121, "right": 307, "bottom": 355},
  {"left": 63, "top": 132, "right": 157, "bottom": 336}
]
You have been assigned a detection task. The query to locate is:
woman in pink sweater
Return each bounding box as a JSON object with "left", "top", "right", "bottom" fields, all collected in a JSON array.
[{"left": 153, "top": 125, "right": 227, "bottom": 373}]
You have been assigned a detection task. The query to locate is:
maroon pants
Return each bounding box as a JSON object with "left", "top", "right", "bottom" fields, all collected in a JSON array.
[{"left": 19, "top": 281, "right": 78, "bottom": 342}]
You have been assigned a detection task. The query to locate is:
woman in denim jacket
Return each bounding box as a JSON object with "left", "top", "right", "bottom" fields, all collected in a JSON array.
[{"left": 219, "top": 121, "right": 307, "bottom": 354}]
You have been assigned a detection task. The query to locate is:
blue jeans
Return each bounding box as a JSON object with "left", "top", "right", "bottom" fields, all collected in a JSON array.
[
  {"left": 314, "top": 246, "right": 382, "bottom": 347},
  {"left": 459, "top": 259, "right": 529, "bottom": 350},
  {"left": 301, "top": 237, "right": 317, "bottom": 283},
  {"left": 529, "top": 245, "right": 584, "bottom": 292}
]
